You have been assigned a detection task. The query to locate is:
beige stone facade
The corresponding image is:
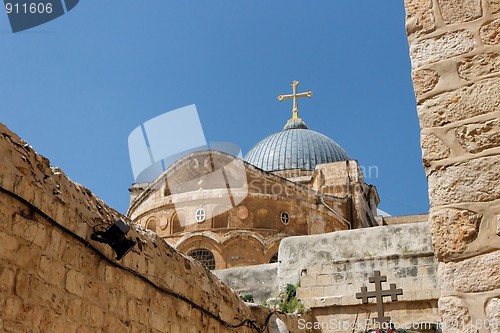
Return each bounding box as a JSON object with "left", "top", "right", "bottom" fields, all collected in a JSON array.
[
  {"left": 0, "top": 122, "right": 311, "bottom": 333},
  {"left": 127, "top": 149, "right": 380, "bottom": 270},
  {"left": 405, "top": 0, "right": 500, "bottom": 329},
  {"left": 1, "top": 1, "right": 498, "bottom": 330}
]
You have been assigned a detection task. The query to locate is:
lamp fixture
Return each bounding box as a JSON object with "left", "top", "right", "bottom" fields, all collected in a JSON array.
[{"left": 91, "top": 220, "right": 136, "bottom": 260}]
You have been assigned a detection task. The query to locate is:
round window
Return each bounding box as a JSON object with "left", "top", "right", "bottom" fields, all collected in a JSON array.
[
  {"left": 195, "top": 208, "right": 206, "bottom": 223},
  {"left": 280, "top": 211, "right": 290, "bottom": 225}
]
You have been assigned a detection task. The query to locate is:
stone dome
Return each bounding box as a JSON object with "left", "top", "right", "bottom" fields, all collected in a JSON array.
[{"left": 245, "top": 118, "right": 349, "bottom": 172}]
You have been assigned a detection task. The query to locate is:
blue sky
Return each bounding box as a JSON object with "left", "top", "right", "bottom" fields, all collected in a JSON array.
[{"left": 0, "top": 1, "right": 429, "bottom": 216}]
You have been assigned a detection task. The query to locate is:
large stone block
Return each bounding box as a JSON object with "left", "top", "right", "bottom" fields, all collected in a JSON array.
[
  {"left": 486, "top": 298, "right": 500, "bottom": 333},
  {"left": 429, "top": 208, "right": 482, "bottom": 260},
  {"left": 38, "top": 255, "right": 65, "bottom": 287},
  {"left": 0, "top": 266, "right": 15, "bottom": 292},
  {"left": 437, "top": 0, "right": 482, "bottom": 24},
  {"left": 66, "top": 269, "right": 85, "bottom": 297},
  {"left": 480, "top": 18, "right": 500, "bottom": 45},
  {"left": 428, "top": 156, "right": 500, "bottom": 205},
  {"left": 421, "top": 133, "right": 451, "bottom": 166},
  {"left": 405, "top": 0, "right": 436, "bottom": 38},
  {"left": 489, "top": 0, "right": 500, "bottom": 13},
  {"left": 497, "top": 214, "right": 500, "bottom": 236},
  {"left": 438, "top": 296, "right": 476, "bottom": 332},
  {"left": 438, "top": 251, "right": 500, "bottom": 293},
  {"left": 418, "top": 77, "right": 500, "bottom": 128},
  {"left": 455, "top": 119, "right": 500, "bottom": 154},
  {"left": 410, "top": 30, "right": 475, "bottom": 68},
  {"left": 458, "top": 52, "right": 500, "bottom": 81},
  {"left": 0, "top": 231, "right": 19, "bottom": 260},
  {"left": 12, "top": 215, "right": 48, "bottom": 249},
  {"left": 412, "top": 69, "right": 440, "bottom": 97}
]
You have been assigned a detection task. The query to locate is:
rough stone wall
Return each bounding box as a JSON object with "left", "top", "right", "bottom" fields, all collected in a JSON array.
[
  {"left": 277, "top": 222, "right": 440, "bottom": 331},
  {"left": 404, "top": 0, "right": 500, "bottom": 330},
  {"left": 0, "top": 122, "right": 288, "bottom": 333},
  {"left": 214, "top": 263, "right": 279, "bottom": 303}
]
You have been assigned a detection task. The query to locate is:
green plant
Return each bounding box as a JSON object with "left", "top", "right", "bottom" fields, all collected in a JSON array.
[
  {"left": 241, "top": 293, "right": 254, "bottom": 303},
  {"left": 401, "top": 246, "right": 415, "bottom": 254},
  {"left": 278, "top": 284, "right": 304, "bottom": 314}
]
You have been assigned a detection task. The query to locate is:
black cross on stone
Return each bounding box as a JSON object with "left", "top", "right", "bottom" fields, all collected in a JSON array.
[{"left": 355, "top": 270, "right": 403, "bottom": 323}]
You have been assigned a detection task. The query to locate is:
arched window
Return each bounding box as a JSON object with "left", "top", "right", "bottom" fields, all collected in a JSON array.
[
  {"left": 146, "top": 218, "right": 157, "bottom": 232},
  {"left": 188, "top": 249, "right": 216, "bottom": 270},
  {"left": 172, "top": 211, "right": 185, "bottom": 233},
  {"left": 269, "top": 253, "right": 278, "bottom": 263}
]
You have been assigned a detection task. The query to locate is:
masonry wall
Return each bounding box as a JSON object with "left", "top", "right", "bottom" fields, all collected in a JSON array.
[
  {"left": 214, "top": 263, "right": 279, "bottom": 303},
  {"left": 0, "top": 122, "right": 299, "bottom": 333},
  {"left": 278, "top": 223, "right": 440, "bottom": 330},
  {"left": 404, "top": 0, "right": 500, "bottom": 330}
]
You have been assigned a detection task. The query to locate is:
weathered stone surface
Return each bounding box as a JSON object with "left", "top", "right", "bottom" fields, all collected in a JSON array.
[
  {"left": 410, "top": 30, "right": 475, "bottom": 68},
  {"left": 438, "top": 296, "right": 476, "bottom": 332},
  {"left": 480, "top": 19, "right": 500, "bottom": 45},
  {"left": 458, "top": 52, "right": 500, "bottom": 81},
  {"left": 421, "top": 133, "right": 450, "bottom": 166},
  {"left": 486, "top": 298, "right": 500, "bottom": 333},
  {"left": 0, "top": 121, "right": 277, "bottom": 333},
  {"left": 412, "top": 69, "right": 440, "bottom": 96},
  {"left": 489, "top": 0, "right": 500, "bottom": 13},
  {"left": 438, "top": 251, "right": 500, "bottom": 292},
  {"left": 438, "top": 0, "right": 482, "bottom": 24},
  {"left": 428, "top": 156, "right": 500, "bottom": 205},
  {"left": 429, "top": 208, "right": 482, "bottom": 260},
  {"left": 278, "top": 222, "right": 434, "bottom": 287},
  {"left": 418, "top": 77, "right": 500, "bottom": 128},
  {"left": 66, "top": 270, "right": 85, "bottom": 297},
  {"left": 406, "top": 0, "right": 500, "bottom": 326},
  {"left": 405, "top": 0, "right": 436, "bottom": 38},
  {"left": 214, "top": 263, "right": 279, "bottom": 303},
  {"left": 497, "top": 214, "right": 500, "bottom": 236},
  {"left": 455, "top": 119, "right": 500, "bottom": 153}
]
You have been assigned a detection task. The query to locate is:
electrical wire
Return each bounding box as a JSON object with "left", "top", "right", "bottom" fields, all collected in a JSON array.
[{"left": 0, "top": 185, "right": 276, "bottom": 332}]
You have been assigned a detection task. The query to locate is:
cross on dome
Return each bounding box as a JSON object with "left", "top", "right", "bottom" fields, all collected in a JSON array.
[{"left": 277, "top": 80, "right": 312, "bottom": 121}]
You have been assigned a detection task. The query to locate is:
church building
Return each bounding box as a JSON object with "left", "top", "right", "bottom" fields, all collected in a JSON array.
[{"left": 127, "top": 81, "right": 381, "bottom": 270}]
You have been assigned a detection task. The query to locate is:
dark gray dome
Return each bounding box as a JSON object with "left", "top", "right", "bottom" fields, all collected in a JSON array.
[{"left": 245, "top": 119, "right": 349, "bottom": 171}]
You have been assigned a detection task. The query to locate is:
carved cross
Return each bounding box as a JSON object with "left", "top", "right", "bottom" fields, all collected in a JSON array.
[
  {"left": 355, "top": 270, "right": 403, "bottom": 323},
  {"left": 277, "top": 80, "right": 312, "bottom": 120}
]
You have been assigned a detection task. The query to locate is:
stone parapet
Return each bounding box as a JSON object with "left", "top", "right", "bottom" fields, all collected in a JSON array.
[
  {"left": 405, "top": 0, "right": 500, "bottom": 328},
  {"left": 0, "top": 122, "right": 303, "bottom": 332}
]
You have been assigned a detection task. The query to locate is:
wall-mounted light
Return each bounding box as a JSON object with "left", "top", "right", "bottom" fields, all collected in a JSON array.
[{"left": 91, "top": 220, "right": 136, "bottom": 260}]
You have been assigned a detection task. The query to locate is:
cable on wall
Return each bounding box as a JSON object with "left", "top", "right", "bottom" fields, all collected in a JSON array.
[{"left": 0, "top": 185, "right": 277, "bottom": 333}]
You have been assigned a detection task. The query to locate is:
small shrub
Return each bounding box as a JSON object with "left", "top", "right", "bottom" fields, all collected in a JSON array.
[
  {"left": 241, "top": 294, "right": 254, "bottom": 303},
  {"left": 278, "top": 284, "right": 304, "bottom": 314}
]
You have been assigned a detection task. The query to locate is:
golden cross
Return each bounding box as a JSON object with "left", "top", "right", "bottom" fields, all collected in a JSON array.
[{"left": 277, "top": 80, "right": 312, "bottom": 120}]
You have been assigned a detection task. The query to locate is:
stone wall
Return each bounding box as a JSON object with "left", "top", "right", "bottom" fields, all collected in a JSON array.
[
  {"left": 278, "top": 222, "right": 440, "bottom": 331},
  {"left": 216, "top": 222, "right": 441, "bottom": 331},
  {"left": 214, "top": 263, "right": 279, "bottom": 303},
  {"left": 404, "top": 0, "right": 500, "bottom": 330},
  {"left": 0, "top": 122, "right": 305, "bottom": 333}
]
